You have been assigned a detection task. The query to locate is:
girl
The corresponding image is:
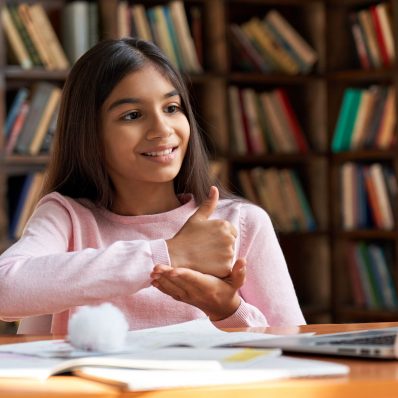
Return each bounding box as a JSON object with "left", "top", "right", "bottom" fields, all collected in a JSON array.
[{"left": 0, "top": 38, "right": 305, "bottom": 334}]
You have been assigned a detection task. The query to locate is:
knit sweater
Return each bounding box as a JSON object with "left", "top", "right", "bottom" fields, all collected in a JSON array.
[{"left": 0, "top": 192, "right": 305, "bottom": 334}]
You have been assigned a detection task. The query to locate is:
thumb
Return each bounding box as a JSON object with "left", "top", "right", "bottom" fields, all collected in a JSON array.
[
  {"left": 229, "top": 258, "right": 246, "bottom": 289},
  {"left": 189, "top": 186, "right": 219, "bottom": 221}
]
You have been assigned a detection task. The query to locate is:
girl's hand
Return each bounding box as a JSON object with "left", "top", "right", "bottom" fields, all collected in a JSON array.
[
  {"left": 150, "top": 258, "right": 246, "bottom": 321},
  {"left": 166, "top": 186, "right": 237, "bottom": 278}
]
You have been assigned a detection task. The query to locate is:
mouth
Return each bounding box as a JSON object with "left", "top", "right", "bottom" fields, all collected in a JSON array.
[{"left": 142, "top": 147, "right": 177, "bottom": 157}]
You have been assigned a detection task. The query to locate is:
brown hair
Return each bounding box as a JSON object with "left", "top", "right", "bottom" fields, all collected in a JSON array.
[{"left": 42, "top": 38, "right": 228, "bottom": 208}]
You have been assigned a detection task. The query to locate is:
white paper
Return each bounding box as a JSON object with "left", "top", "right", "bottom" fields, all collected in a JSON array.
[
  {"left": 0, "top": 318, "right": 280, "bottom": 358},
  {"left": 77, "top": 355, "right": 349, "bottom": 391}
]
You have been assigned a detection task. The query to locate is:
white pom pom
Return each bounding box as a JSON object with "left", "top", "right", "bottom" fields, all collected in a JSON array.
[{"left": 68, "top": 303, "right": 129, "bottom": 352}]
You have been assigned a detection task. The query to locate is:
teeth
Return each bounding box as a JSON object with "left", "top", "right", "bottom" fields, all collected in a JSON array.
[{"left": 145, "top": 148, "right": 173, "bottom": 157}]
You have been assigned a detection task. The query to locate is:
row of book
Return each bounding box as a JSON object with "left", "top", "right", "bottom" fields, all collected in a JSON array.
[
  {"left": 237, "top": 167, "right": 316, "bottom": 232},
  {"left": 341, "top": 162, "right": 397, "bottom": 231},
  {"left": 116, "top": 1, "right": 202, "bottom": 73},
  {"left": 8, "top": 172, "right": 45, "bottom": 239},
  {"left": 347, "top": 242, "right": 398, "bottom": 310},
  {"left": 4, "top": 83, "right": 61, "bottom": 156},
  {"left": 350, "top": 2, "right": 395, "bottom": 70},
  {"left": 331, "top": 85, "right": 396, "bottom": 152},
  {"left": 228, "top": 86, "right": 309, "bottom": 155},
  {"left": 229, "top": 10, "right": 317, "bottom": 75},
  {"left": 2, "top": 1, "right": 70, "bottom": 70}
]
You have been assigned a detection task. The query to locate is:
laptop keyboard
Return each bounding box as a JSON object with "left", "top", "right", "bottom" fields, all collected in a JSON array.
[{"left": 316, "top": 334, "right": 396, "bottom": 346}]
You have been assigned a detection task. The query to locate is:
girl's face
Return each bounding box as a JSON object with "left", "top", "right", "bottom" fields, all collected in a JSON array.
[{"left": 101, "top": 65, "right": 190, "bottom": 193}]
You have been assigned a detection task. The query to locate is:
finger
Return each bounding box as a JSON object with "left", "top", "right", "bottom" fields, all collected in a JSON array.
[
  {"left": 229, "top": 258, "right": 246, "bottom": 290},
  {"left": 188, "top": 186, "right": 219, "bottom": 221},
  {"left": 151, "top": 264, "right": 173, "bottom": 274},
  {"left": 152, "top": 275, "right": 188, "bottom": 302}
]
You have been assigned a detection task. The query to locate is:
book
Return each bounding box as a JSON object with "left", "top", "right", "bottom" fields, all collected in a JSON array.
[
  {"left": 147, "top": 6, "right": 179, "bottom": 68},
  {"left": 228, "top": 86, "right": 247, "bottom": 155},
  {"left": 4, "top": 87, "right": 29, "bottom": 137},
  {"left": 7, "top": 3, "right": 42, "bottom": 67},
  {"left": 242, "top": 18, "right": 299, "bottom": 75},
  {"left": 331, "top": 88, "right": 362, "bottom": 152},
  {"left": 131, "top": 4, "right": 152, "bottom": 41},
  {"left": 8, "top": 173, "right": 35, "bottom": 238},
  {"left": 237, "top": 169, "right": 259, "bottom": 204},
  {"left": 28, "top": 3, "right": 70, "bottom": 70},
  {"left": 62, "top": 1, "right": 90, "bottom": 64},
  {"left": 1, "top": 6, "right": 32, "bottom": 69},
  {"left": 5, "top": 101, "right": 30, "bottom": 155},
  {"left": 374, "top": 3, "right": 395, "bottom": 65},
  {"left": 76, "top": 354, "right": 348, "bottom": 391},
  {"left": 347, "top": 243, "right": 366, "bottom": 307},
  {"left": 370, "top": 5, "right": 389, "bottom": 67},
  {"left": 274, "top": 89, "right": 309, "bottom": 153},
  {"left": 350, "top": 12, "right": 371, "bottom": 69},
  {"left": 40, "top": 101, "right": 59, "bottom": 154},
  {"left": 375, "top": 86, "right": 396, "bottom": 149},
  {"left": 350, "top": 88, "right": 372, "bottom": 149},
  {"left": 13, "top": 171, "right": 45, "bottom": 239},
  {"left": 169, "top": 1, "right": 202, "bottom": 73},
  {"left": 341, "top": 162, "right": 356, "bottom": 230},
  {"left": 241, "top": 88, "right": 267, "bottom": 154},
  {"left": 260, "top": 91, "right": 295, "bottom": 153},
  {"left": 369, "top": 163, "right": 394, "bottom": 230},
  {"left": 368, "top": 244, "right": 398, "bottom": 309},
  {"left": 17, "top": 3, "right": 54, "bottom": 69},
  {"left": 357, "top": 9, "right": 381, "bottom": 69},
  {"left": 229, "top": 24, "right": 271, "bottom": 73},
  {"left": 28, "top": 86, "right": 62, "bottom": 155},
  {"left": 117, "top": 1, "right": 130, "bottom": 37},
  {"left": 264, "top": 10, "right": 318, "bottom": 71},
  {"left": 14, "top": 82, "right": 58, "bottom": 155},
  {"left": 0, "top": 345, "right": 349, "bottom": 390},
  {"left": 190, "top": 5, "right": 203, "bottom": 67}
]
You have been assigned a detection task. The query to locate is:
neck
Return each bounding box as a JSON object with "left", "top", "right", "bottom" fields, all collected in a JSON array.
[{"left": 111, "top": 184, "right": 181, "bottom": 216}]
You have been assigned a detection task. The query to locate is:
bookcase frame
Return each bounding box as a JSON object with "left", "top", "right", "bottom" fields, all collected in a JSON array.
[{"left": 0, "top": 0, "right": 397, "bottom": 331}]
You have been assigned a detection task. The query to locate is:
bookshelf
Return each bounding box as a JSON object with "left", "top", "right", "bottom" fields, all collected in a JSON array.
[{"left": 1, "top": 0, "right": 398, "bottom": 334}]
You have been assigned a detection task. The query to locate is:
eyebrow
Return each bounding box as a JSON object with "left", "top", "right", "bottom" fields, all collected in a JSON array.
[{"left": 107, "top": 90, "right": 180, "bottom": 112}]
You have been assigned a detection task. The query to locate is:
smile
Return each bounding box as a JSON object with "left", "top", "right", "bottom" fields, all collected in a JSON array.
[{"left": 142, "top": 147, "right": 177, "bottom": 157}]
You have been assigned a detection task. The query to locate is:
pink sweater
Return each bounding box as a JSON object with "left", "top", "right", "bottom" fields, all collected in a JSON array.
[{"left": 0, "top": 192, "right": 305, "bottom": 334}]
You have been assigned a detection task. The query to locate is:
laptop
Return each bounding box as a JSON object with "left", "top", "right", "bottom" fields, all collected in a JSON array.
[{"left": 228, "top": 327, "right": 398, "bottom": 359}]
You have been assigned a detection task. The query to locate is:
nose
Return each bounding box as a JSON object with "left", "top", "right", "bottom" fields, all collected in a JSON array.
[{"left": 145, "top": 112, "right": 173, "bottom": 140}]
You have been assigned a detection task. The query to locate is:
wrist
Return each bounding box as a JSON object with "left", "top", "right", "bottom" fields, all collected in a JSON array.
[{"left": 208, "top": 295, "right": 241, "bottom": 322}]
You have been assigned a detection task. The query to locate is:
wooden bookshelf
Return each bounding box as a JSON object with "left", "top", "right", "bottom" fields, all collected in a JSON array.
[{"left": 1, "top": 0, "right": 398, "bottom": 333}]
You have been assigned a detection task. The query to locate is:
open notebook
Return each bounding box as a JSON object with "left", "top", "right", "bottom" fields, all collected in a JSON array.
[{"left": 0, "top": 319, "right": 349, "bottom": 389}]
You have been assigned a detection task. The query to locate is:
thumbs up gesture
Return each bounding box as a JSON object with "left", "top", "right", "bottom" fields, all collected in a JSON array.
[{"left": 166, "top": 186, "right": 237, "bottom": 278}]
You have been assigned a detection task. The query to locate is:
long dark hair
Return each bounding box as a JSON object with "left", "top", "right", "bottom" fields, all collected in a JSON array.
[{"left": 42, "top": 38, "right": 227, "bottom": 208}]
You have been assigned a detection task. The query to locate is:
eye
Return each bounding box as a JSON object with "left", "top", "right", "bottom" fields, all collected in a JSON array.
[
  {"left": 165, "top": 104, "right": 181, "bottom": 114},
  {"left": 122, "top": 110, "right": 141, "bottom": 121}
]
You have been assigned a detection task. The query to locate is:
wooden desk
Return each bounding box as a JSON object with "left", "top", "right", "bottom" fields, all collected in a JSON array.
[{"left": 2, "top": 322, "right": 398, "bottom": 398}]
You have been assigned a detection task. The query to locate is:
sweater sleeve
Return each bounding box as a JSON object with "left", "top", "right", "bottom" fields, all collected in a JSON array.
[
  {"left": 0, "top": 198, "right": 170, "bottom": 320},
  {"left": 213, "top": 203, "right": 306, "bottom": 328}
]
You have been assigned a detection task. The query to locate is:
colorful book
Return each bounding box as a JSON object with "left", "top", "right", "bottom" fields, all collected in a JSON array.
[{"left": 331, "top": 88, "right": 362, "bottom": 152}]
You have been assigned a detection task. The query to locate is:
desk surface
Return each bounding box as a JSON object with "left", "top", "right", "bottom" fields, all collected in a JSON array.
[{"left": 2, "top": 322, "right": 398, "bottom": 398}]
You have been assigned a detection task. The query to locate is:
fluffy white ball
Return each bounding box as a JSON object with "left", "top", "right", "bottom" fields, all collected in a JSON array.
[{"left": 68, "top": 303, "right": 129, "bottom": 352}]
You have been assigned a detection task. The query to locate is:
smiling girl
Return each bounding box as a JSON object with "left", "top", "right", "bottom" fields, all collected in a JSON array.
[{"left": 0, "top": 38, "right": 305, "bottom": 334}]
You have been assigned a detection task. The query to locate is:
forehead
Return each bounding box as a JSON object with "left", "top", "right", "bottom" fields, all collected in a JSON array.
[{"left": 105, "top": 65, "right": 177, "bottom": 103}]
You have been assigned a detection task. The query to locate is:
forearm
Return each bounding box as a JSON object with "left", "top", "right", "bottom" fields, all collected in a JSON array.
[{"left": 0, "top": 239, "right": 167, "bottom": 319}]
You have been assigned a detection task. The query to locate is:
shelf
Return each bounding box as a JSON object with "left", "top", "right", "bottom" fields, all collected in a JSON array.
[
  {"left": 327, "top": 68, "right": 396, "bottom": 82},
  {"left": 334, "top": 230, "right": 397, "bottom": 240},
  {"left": 230, "top": 152, "right": 324, "bottom": 164},
  {"left": 228, "top": 72, "right": 320, "bottom": 85},
  {"left": 332, "top": 150, "right": 397, "bottom": 162},
  {"left": 4, "top": 67, "right": 69, "bottom": 81},
  {"left": 337, "top": 307, "right": 398, "bottom": 322}
]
